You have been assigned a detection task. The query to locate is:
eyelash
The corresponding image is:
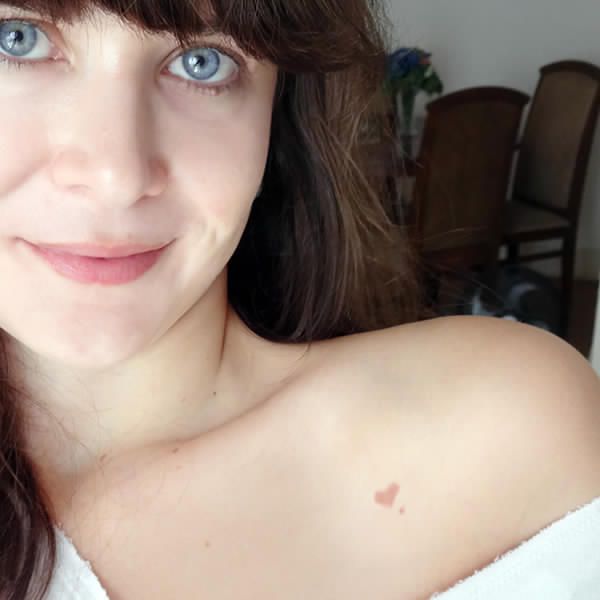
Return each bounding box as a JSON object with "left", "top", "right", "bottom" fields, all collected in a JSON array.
[{"left": 0, "top": 18, "right": 246, "bottom": 97}]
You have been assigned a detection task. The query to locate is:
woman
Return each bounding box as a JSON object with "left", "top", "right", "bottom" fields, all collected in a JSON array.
[{"left": 0, "top": 0, "right": 598, "bottom": 598}]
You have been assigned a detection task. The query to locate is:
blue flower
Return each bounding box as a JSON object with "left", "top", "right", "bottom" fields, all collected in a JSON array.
[
  {"left": 387, "top": 47, "right": 421, "bottom": 78},
  {"left": 383, "top": 46, "right": 443, "bottom": 98},
  {"left": 386, "top": 47, "right": 434, "bottom": 78}
]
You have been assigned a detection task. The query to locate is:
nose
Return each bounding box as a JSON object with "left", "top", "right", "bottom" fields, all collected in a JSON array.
[{"left": 48, "top": 79, "right": 168, "bottom": 208}]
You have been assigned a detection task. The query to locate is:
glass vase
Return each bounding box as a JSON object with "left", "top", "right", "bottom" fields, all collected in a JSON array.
[{"left": 399, "top": 89, "right": 417, "bottom": 135}]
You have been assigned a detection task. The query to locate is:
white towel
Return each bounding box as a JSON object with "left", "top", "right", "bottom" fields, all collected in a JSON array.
[
  {"left": 43, "top": 528, "right": 110, "bottom": 600},
  {"left": 45, "top": 497, "right": 600, "bottom": 600},
  {"left": 431, "top": 496, "right": 600, "bottom": 599}
]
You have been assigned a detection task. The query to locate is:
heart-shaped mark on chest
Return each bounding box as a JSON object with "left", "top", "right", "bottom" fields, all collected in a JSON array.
[{"left": 374, "top": 482, "right": 400, "bottom": 508}]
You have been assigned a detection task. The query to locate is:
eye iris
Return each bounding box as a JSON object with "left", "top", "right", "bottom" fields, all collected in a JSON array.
[
  {"left": 183, "top": 49, "right": 220, "bottom": 80},
  {"left": 0, "top": 21, "right": 37, "bottom": 57}
]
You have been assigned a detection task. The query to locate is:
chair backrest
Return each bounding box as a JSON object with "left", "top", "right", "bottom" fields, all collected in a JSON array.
[
  {"left": 513, "top": 61, "right": 600, "bottom": 220},
  {"left": 413, "top": 87, "right": 529, "bottom": 266}
]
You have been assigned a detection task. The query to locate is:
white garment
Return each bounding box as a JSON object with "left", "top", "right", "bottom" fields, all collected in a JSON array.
[
  {"left": 431, "top": 496, "right": 600, "bottom": 599},
  {"left": 43, "top": 529, "right": 110, "bottom": 600},
  {"left": 45, "top": 497, "right": 600, "bottom": 600}
]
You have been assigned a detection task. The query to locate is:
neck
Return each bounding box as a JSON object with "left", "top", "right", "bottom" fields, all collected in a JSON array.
[{"left": 10, "top": 275, "right": 275, "bottom": 481}]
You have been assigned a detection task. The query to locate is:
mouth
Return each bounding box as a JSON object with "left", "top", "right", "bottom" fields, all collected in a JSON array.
[
  {"left": 24, "top": 241, "right": 173, "bottom": 258},
  {"left": 20, "top": 238, "right": 174, "bottom": 285}
]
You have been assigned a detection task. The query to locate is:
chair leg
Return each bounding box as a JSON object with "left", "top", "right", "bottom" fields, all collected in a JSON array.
[
  {"left": 424, "top": 268, "right": 442, "bottom": 310},
  {"left": 560, "top": 235, "right": 576, "bottom": 340},
  {"left": 506, "top": 242, "right": 519, "bottom": 264}
]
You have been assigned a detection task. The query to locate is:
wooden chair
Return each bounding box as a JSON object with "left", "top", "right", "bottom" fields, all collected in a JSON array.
[
  {"left": 501, "top": 61, "right": 600, "bottom": 339},
  {"left": 409, "top": 87, "right": 530, "bottom": 306}
]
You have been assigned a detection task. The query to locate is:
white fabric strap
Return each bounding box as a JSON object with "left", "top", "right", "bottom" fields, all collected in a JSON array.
[
  {"left": 431, "top": 497, "right": 600, "bottom": 599},
  {"left": 44, "top": 529, "right": 110, "bottom": 600}
]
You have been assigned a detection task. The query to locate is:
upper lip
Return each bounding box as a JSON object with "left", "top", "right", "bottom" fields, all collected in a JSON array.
[{"left": 28, "top": 241, "right": 172, "bottom": 258}]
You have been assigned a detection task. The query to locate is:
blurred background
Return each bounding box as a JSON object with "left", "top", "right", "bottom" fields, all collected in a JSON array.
[{"left": 373, "top": 0, "right": 600, "bottom": 369}]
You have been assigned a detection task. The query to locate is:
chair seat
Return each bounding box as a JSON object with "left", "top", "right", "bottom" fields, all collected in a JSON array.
[{"left": 504, "top": 201, "right": 570, "bottom": 239}]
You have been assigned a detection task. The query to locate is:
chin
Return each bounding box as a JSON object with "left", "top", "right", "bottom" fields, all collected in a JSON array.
[{"left": 2, "top": 300, "right": 172, "bottom": 372}]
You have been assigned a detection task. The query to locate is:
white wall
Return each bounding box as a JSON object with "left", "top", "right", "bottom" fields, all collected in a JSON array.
[{"left": 384, "top": 0, "right": 600, "bottom": 279}]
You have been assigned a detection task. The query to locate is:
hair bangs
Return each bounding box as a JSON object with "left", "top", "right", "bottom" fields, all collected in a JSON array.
[{"left": 0, "top": 0, "right": 384, "bottom": 72}]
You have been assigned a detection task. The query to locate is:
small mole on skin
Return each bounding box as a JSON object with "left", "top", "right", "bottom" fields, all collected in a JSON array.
[
  {"left": 204, "top": 541, "right": 211, "bottom": 548},
  {"left": 374, "top": 482, "right": 400, "bottom": 508},
  {"left": 172, "top": 447, "right": 180, "bottom": 454}
]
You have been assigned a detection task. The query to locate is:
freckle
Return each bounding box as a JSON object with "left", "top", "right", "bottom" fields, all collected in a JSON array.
[
  {"left": 213, "top": 391, "right": 217, "bottom": 397},
  {"left": 204, "top": 540, "right": 211, "bottom": 548},
  {"left": 374, "top": 482, "right": 400, "bottom": 508},
  {"left": 172, "top": 447, "right": 180, "bottom": 454}
]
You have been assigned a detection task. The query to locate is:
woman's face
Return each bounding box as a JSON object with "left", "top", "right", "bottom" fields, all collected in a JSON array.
[{"left": 0, "top": 6, "right": 278, "bottom": 367}]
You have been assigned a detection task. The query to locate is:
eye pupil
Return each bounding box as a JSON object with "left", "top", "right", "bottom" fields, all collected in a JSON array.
[{"left": 7, "top": 31, "right": 24, "bottom": 48}]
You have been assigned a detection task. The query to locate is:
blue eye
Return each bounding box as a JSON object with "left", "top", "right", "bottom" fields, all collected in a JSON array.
[
  {"left": 168, "top": 47, "right": 238, "bottom": 85},
  {"left": 0, "top": 20, "right": 52, "bottom": 60}
]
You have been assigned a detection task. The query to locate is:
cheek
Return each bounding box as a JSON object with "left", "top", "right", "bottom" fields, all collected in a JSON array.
[
  {"left": 0, "top": 98, "right": 46, "bottom": 197},
  {"left": 170, "top": 103, "right": 273, "bottom": 227}
]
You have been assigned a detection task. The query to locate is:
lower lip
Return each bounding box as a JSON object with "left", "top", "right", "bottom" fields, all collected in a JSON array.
[{"left": 24, "top": 241, "right": 172, "bottom": 285}]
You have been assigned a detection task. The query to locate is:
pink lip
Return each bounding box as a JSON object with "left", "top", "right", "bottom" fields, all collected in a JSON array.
[
  {"left": 22, "top": 239, "right": 173, "bottom": 285},
  {"left": 33, "top": 242, "right": 170, "bottom": 258}
]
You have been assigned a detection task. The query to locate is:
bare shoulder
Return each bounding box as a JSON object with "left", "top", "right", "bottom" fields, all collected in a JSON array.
[
  {"left": 296, "top": 315, "right": 600, "bottom": 594},
  {"left": 338, "top": 315, "right": 600, "bottom": 503},
  {"left": 423, "top": 316, "right": 600, "bottom": 491},
  {"left": 315, "top": 315, "right": 600, "bottom": 493}
]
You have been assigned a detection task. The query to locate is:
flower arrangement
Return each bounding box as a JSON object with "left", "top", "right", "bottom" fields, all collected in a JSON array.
[{"left": 385, "top": 47, "right": 444, "bottom": 134}]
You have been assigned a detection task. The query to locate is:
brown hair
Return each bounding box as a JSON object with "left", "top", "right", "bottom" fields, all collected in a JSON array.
[{"left": 0, "top": 0, "right": 425, "bottom": 597}]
